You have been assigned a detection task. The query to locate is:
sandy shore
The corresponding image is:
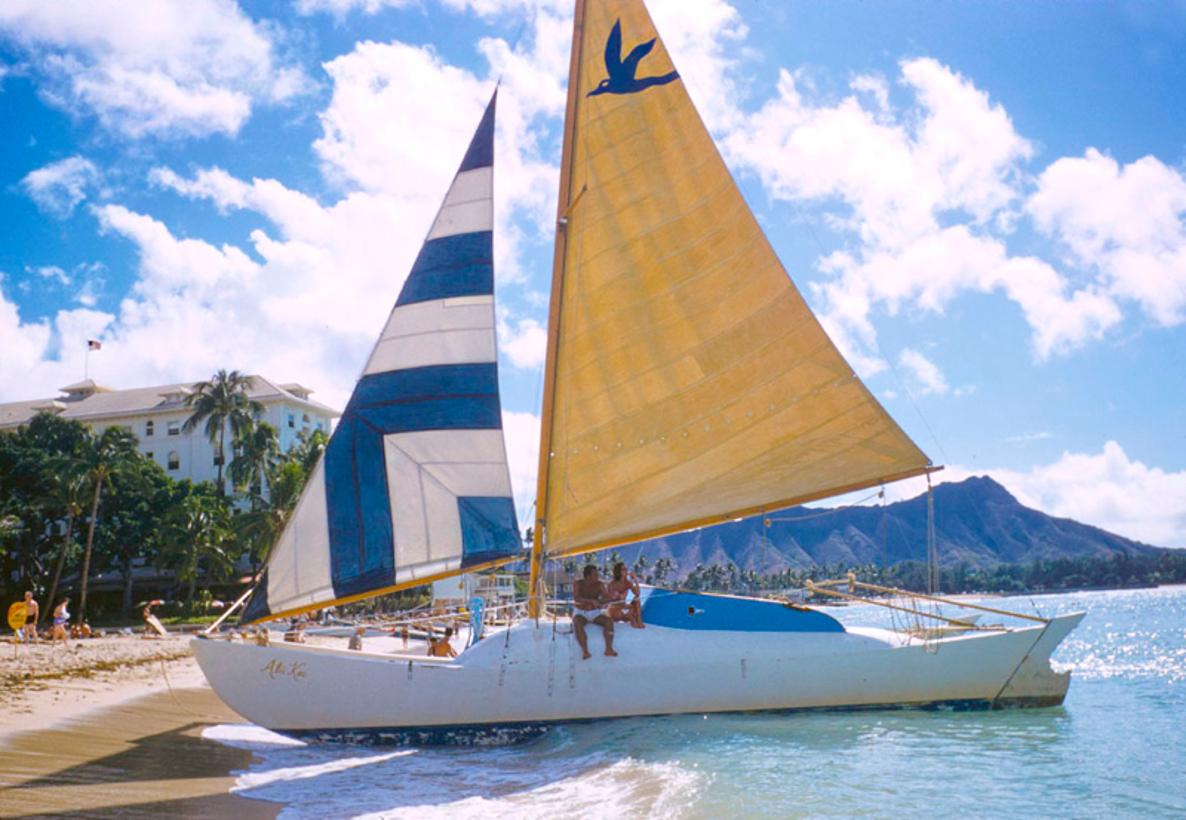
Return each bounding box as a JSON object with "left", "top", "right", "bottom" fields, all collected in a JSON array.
[{"left": 0, "top": 635, "right": 280, "bottom": 818}]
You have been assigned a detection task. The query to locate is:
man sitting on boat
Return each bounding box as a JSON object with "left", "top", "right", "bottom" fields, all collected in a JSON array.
[
  {"left": 572, "top": 565, "right": 618, "bottom": 660},
  {"left": 607, "top": 562, "right": 645, "bottom": 629},
  {"left": 428, "top": 626, "right": 458, "bottom": 658}
]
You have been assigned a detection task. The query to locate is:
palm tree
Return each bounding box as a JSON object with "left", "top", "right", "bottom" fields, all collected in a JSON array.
[
  {"left": 160, "top": 494, "right": 234, "bottom": 607},
  {"left": 233, "top": 458, "right": 309, "bottom": 573},
  {"left": 230, "top": 421, "right": 280, "bottom": 501},
  {"left": 288, "top": 428, "right": 328, "bottom": 475},
  {"left": 40, "top": 455, "right": 89, "bottom": 623},
  {"left": 78, "top": 426, "right": 140, "bottom": 622},
  {"left": 183, "top": 370, "right": 262, "bottom": 497}
]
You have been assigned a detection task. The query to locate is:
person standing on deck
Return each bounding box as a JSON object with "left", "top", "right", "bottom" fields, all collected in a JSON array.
[{"left": 573, "top": 565, "right": 617, "bottom": 660}]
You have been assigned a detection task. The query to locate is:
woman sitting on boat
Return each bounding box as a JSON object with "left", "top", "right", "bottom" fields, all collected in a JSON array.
[{"left": 607, "top": 563, "right": 644, "bottom": 629}]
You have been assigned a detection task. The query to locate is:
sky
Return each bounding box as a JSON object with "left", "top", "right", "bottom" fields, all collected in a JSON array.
[{"left": 1, "top": 0, "right": 1184, "bottom": 548}]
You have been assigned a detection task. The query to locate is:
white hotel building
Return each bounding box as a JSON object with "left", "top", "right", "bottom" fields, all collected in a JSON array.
[{"left": 0, "top": 376, "right": 339, "bottom": 493}]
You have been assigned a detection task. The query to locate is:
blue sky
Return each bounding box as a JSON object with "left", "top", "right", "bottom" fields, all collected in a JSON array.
[{"left": 1, "top": 0, "right": 1184, "bottom": 547}]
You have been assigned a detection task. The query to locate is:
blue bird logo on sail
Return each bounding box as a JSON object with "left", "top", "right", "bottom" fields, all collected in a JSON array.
[{"left": 587, "top": 20, "right": 679, "bottom": 97}]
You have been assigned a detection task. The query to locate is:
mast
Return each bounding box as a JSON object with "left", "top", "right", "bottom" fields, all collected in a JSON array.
[{"left": 528, "top": 0, "right": 587, "bottom": 618}]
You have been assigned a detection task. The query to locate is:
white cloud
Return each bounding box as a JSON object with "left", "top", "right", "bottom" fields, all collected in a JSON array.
[
  {"left": 726, "top": 59, "right": 1030, "bottom": 249},
  {"left": 877, "top": 442, "right": 1186, "bottom": 549},
  {"left": 296, "top": 0, "right": 414, "bottom": 16},
  {"left": 991, "top": 442, "right": 1186, "bottom": 549},
  {"left": 499, "top": 316, "right": 547, "bottom": 369},
  {"left": 0, "top": 0, "right": 305, "bottom": 137},
  {"left": 33, "top": 265, "right": 71, "bottom": 286},
  {"left": 21, "top": 155, "right": 100, "bottom": 217},
  {"left": 1005, "top": 431, "right": 1053, "bottom": 444},
  {"left": 724, "top": 58, "right": 1134, "bottom": 365},
  {"left": 818, "top": 226, "right": 1122, "bottom": 362},
  {"left": 898, "top": 347, "right": 948, "bottom": 395},
  {"left": 312, "top": 37, "right": 560, "bottom": 283},
  {"left": 1028, "top": 148, "right": 1186, "bottom": 327},
  {"left": 74, "top": 277, "right": 103, "bottom": 307},
  {"left": 648, "top": 0, "right": 749, "bottom": 132},
  {"left": 0, "top": 286, "right": 113, "bottom": 401},
  {"left": 440, "top": 0, "right": 569, "bottom": 17},
  {"left": 501, "top": 409, "right": 540, "bottom": 523},
  {"left": 0, "top": 26, "right": 566, "bottom": 415}
]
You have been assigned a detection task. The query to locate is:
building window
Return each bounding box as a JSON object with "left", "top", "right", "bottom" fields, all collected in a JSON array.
[
  {"left": 146, "top": 451, "right": 154, "bottom": 461},
  {"left": 167, "top": 451, "right": 180, "bottom": 471},
  {"left": 288, "top": 413, "right": 295, "bottom": 429},
  {"left": 302, "top": 413, "right": 310, "bottom": 424},
  {"left": 316, "top": 420, "right": 324, "bottom": 431},
  {"left": 213, "top": 454, "right": 224, "bottom": 466},
  {"left": 145, "top": 420, "right": 154, "bottom": 437},
  {"left": 167, "top": 420, "right": 180, "bottom": 436}
]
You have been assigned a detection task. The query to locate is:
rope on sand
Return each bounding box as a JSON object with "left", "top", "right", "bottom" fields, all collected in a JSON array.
[{"left": 158, "top": 656, "right": 229, "bottom": 723}]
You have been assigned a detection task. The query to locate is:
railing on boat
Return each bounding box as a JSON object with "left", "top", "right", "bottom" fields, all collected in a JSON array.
[{"left": 802, "top": 573, "right": 1051, "bottom": 632}]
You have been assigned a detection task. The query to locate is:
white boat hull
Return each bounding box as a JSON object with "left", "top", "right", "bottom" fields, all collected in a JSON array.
[{"left": 193, "top": 608, "right": 1083, "bottom": 741}]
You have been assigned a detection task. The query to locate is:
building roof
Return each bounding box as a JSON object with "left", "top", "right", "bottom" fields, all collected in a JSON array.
[{"left": 0, "top": 375, "right": 339, "bottom": 429}]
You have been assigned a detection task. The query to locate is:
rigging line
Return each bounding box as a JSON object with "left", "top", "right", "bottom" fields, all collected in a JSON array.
[
  {"left": 505, "top": 1, "right": 535, "bottom": 61},
  {"left": 764, "top": 488, "right": 884, "bottom": 522},
  {"left": 872, "top": 330, "right": 951, "bottom": 466},
  {"left": 159, "top": 656, "right": 228, "bottom": 724}
]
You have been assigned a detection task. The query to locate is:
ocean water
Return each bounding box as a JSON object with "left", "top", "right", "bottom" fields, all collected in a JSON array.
[{"left": 204, "top": 586, "right": 1186, "bottom": 818}]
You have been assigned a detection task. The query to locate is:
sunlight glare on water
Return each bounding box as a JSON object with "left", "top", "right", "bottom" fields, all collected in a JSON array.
[{"left": 204, "top": 586, "right": 1186, "bottom": 818}]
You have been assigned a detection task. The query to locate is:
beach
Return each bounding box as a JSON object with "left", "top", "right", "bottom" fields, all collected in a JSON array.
[{"left": 0, "top": 634, "right": 278, "bottom": 818}]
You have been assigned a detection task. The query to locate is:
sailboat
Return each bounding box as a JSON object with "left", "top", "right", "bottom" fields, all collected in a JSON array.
[{"left": 193, "top": 0, "right": 1083, "bottom": 741}]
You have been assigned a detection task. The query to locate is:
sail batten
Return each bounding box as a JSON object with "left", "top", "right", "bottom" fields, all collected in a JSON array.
[
  {"left": 243, "top": 91, "right": 520, "bottom": 625},
  {"left": 535, "top": 0, "right": 931, "bottom": 563}
]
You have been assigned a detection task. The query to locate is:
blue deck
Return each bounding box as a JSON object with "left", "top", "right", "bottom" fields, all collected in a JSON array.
[{"left": 641, "top": 590, "right": 845, "bottom": 633}]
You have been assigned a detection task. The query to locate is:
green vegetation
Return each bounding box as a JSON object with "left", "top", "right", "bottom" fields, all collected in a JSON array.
[
  {"left": 5, "top": 370, "right": 1183, "bottom": 623},
  {"left": 660, "top": 551, "right": 1186, "bottom": 596},
  {"left": 0, "top": 371, "right": 321, "bottom": 623},
  {"left": 183, "top": 368, "right": 263, "bottom": 497}
]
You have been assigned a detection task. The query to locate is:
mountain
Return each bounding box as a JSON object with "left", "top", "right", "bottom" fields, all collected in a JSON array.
[{"left": 603, "top": 476, "right": 1162, "bottom": 578}]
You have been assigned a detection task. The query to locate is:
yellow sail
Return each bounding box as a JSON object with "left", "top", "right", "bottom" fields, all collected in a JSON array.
[{"left": 535, "top": 0, "right": 932, "bottom": 560}]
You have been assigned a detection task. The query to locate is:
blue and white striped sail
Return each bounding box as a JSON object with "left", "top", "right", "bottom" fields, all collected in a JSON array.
[{"left": 244, "top": 93, "right": 520, "bottom": 624}]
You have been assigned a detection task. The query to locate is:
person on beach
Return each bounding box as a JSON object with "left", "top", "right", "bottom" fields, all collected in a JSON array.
[
  {"left": 607, "top": 563, "right": 645, "bottom": 629},
  {"left": 19, "top": 591, "right": 40, "bottom": 644},
  {"left": 283, "top": 619, "right": 307, "bottom": 643},
  {"left": 141, "top": 600, "right": 164, "bottom": 639},
  {"left": 348, "top": 625, "right": 365, "bottom": 651},
  {"left": 572, "top": 564, "right": 617, "bottom": 660},
  {"left": 428, "top": 626, "right": 457, "bottom": 658},
  {"left": 51, "top": 598, "right": 69, "bottom": 645}
]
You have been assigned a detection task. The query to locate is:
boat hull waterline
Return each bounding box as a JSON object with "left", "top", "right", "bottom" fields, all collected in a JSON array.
[{"left": 193, "top": 612, "right": 1083, "bottom": 741}]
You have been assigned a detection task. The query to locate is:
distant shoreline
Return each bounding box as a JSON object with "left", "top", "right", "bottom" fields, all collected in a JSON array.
[{"left": 808, "top": 581, "right": 1180, "bottom": 606}]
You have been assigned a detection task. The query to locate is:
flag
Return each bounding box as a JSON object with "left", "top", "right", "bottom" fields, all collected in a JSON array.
[{"left": 87, "top": 340, "right": 102, "bottom": 350}]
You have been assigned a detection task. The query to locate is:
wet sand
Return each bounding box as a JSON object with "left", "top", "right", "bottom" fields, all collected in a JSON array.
[{"left": 0, "top": 639, "right": 279, "bottom": 818}]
